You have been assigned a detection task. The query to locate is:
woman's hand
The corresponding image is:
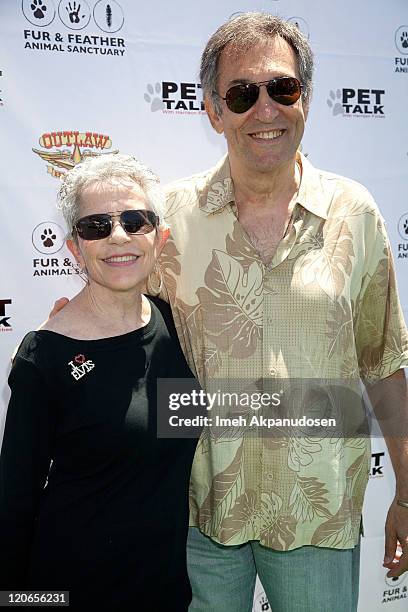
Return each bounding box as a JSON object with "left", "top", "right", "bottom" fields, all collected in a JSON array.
[{"left": 49, "top": 297, "right": 70, "bottom": 319}]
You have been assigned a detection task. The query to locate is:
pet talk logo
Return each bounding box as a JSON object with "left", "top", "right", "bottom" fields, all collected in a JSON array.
[
  {"left": 22, "top": 0, "right": 125, "bottom": 56},
  {"left": 327, "top": 88, "right": 385, "bottom": 117},
  {"left": 0, "top": 299, "right": 13, "bottom": 332},
  {"left": 370, "top": 451, "right": 385, "bottom": 478},
  {"left": 397, "top": 212, "right": 408, "bottom": 260},
  {"left": 144, "top": 82, "right": 205, "bottom": 114},
  {"left": 33, "top": 130, "right": 117, "bottom": 178},
  {"left": 394, "top": 26, "right": 408, "bottom": 73}
]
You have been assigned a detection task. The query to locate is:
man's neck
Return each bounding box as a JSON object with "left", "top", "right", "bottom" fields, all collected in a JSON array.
[{"left": 230, "top": 156, "right": 299, "bottom": 210}]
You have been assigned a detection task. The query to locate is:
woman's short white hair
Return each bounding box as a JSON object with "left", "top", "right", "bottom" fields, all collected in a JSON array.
[{"left": 57, "top": 153, "right": 166, "bottom": 239}]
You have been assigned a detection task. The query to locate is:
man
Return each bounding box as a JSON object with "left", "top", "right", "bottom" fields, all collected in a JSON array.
[
  {"left": 50, "top": 12, "right": 408, "bottom": 611},
  {"left": 157, "top": 13, "right": 408, "bottom": 612}
]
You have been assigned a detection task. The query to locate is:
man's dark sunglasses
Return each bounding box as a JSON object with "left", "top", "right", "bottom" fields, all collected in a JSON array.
[
  {"left": 215, "top": 76, "right": 302, "bottom": 114},
  {"left": 74, "top": 210, "right": 159, "bottom": 241}
]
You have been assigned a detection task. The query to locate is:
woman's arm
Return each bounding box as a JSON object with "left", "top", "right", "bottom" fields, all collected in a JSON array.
[{"left": 0, "top": 354, "right": 56, "bottom": 588}]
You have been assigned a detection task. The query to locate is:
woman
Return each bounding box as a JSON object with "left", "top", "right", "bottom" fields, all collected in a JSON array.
[{"left": 0, "top": 154, "right": 197, "bottom": 610}]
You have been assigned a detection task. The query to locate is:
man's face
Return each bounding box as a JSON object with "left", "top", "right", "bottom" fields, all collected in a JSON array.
[{"left": 207, "top": 37, "right": 307, "bottom": 175}]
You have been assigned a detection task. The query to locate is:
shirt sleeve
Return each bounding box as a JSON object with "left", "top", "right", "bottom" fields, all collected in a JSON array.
[
  {"left": 354, "top": 217, "right": 408, "bottom": 382},
  {"left": 0, "top": 355, "right": 56, "bottom": 588}
]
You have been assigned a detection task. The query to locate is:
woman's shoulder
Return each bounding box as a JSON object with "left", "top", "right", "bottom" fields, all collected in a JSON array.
[
  {"left": 12, "top": 330, "right": 60, "bottom": 373},
  {"left": 147, "top": 296, "right": 177, "bottom": 340},
  {"left": 39, "top": 298, "right": 81, "bottom": 336}
]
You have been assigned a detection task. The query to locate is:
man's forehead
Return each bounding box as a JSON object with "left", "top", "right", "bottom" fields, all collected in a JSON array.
[{"left": 219, "top": 36, "right": 298, "bottom": 78}]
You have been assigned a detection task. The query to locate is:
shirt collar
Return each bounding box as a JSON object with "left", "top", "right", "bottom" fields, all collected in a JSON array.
[{"left": 200, "top": 151, "right": 329, "bottom": 220}]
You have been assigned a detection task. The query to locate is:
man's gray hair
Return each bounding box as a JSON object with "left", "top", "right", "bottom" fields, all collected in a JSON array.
[
  {"left": 200, "top": 12, "right": 314, "bottom": 116},
  {"left": 57, "top": 153, "right": 166, "bottom": 239}
]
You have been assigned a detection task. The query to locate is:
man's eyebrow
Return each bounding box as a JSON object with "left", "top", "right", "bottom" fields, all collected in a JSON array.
[
  {"left": 227, "top": 79, "right": 252, "bottom": 86},
  {"left": 226, "top": 73, "right": 291, "bottom": 87}
]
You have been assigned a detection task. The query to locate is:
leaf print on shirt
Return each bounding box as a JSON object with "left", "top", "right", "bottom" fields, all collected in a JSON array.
[
  {"left": 206, "top": 179, "right": 233, "bottom": 213},
  {"left": 287, "top": 437, "right": 322, "bottom": 472},
  {"left": 260, "top": 492, "right": 296, "bottom": 550},
  {"left": 197, "top": 250, "right": 263, "bottom": 358},
  {"left": 203, "top": 347, "right": 222, "bottom": 377},
  {"left": 159, "top": 235, "right": 181, "bottom": 299},
  {"left": 310, "top": 452, "right": 367, "bottom": 547},
  {"left": 289, "top": 476, "right": 331, "bottom": 522},
  {"left": 198, "top": 441, "right": 244, "bottom": 534},
  {"left": 354, "top": 252, "right": 388, "bottom": 379},
  {"left": 165, "top": 184, "right": 199, "bottom": 219},
  {"left": 219, "top": 489, "right": 260, "bottom": 543},
  {"left": 225, "top": 221, "right": 259, "bottom": 269},
  {"left": 310, "top": 499, "right": 354, "bottom": 548},
  {"left": 291, "top": 217, "right": 355, "bottom": 301},
  {"left": 326, "top": 296, "right": 354, "bottom": 359}
]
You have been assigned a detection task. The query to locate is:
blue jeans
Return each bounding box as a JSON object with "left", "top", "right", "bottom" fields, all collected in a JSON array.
[{"left": 187, "top": 527, "right": 360, "bottom": 612}]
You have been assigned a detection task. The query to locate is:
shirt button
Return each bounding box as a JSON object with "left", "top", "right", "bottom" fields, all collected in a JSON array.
[{"left": 269, "top": 368, "right": 277, "bottom": 376}]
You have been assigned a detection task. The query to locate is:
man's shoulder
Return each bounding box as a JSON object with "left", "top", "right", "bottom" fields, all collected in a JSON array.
[
  {"left": 163, "top": 156, "right": 229, "bottom": 219},
  {"left": 315, "top": 165, "right": 379, "bottom": 215}
]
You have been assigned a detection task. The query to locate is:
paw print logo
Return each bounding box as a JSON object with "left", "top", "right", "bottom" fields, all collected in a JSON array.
[
  {"left": 22, "top": 0, "right": 55, "bottom": 26},
  {"left": 31, "top": 0, "right": 47, "bottom": 19},
  {"left": 58, "top": 0, "right": 91, "bottom": 30},
  {"left": 327, "top": 89, "right": 344, "bottom": 116},
  {"left": 395, "top": 26, "right": 408, "bottom": 55},
  {"left": 41, "top": 228, "right": 57, "bottom": 247},
  {"left": 398, "top": 213, "right": 408, "bottom": 241},
  {"left": 144, "top": 83, "right": 165, "bottom": 112},
  {"left": 32, "top": 221, "right": 65, "bottom": 254}
]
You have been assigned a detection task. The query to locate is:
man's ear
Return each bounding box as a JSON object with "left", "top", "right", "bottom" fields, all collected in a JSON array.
[
  {"left": 205, "top": 95, "right": 224, "bottom": 134},
  {"left": 302, "top": 95, "right": 309, "bottom": 121},
  {"left": 67, "top": 238, "right": 84, "bottom": 268}
]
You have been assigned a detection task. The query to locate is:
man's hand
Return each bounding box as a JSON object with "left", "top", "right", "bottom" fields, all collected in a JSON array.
[
  {"left": 383, "top": 498, "right": 408, "bottom": 577},
  {"left": 49, "top": 297, "right": 70, "bottom": 319}
]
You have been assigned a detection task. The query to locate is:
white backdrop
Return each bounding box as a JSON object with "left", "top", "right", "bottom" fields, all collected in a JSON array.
[{"left": 1, "top": 1, "right": 408, "bottom": 609}]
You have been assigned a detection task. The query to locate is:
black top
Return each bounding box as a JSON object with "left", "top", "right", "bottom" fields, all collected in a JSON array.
[{"left": 0, "top": 298, "right": 197, "bottom": 611}]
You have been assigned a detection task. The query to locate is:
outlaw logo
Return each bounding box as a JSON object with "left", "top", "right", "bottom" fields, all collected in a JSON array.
[{"left": 33, "top": 130, "right": 118, "bottom": 178}]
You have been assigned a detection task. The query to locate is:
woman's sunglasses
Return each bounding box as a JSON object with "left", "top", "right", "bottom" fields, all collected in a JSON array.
[
  {"left": 216, "top": 76, "right": 302, "bottom": 114},
  {"left": 74, "top": 210, "right": 159, "bottom": 241}
]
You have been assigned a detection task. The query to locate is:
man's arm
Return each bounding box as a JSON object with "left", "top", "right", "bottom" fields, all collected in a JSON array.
[{"left": 367, "top": 368, "right": 408, "bottom": 577}]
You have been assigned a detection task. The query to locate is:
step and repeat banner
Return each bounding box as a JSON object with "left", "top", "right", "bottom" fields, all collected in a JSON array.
[{"left": 1, "top": 0, "right": 408, "bottom": 609}]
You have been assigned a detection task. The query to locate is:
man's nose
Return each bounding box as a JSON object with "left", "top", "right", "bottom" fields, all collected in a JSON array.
[{"left": 253, "top": 84, "right": 280, "bottom": 121}]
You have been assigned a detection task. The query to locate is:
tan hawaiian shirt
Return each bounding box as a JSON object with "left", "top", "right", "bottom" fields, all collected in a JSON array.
[{"left": 159, "top": 153, "right": 408, "bottom": 550}]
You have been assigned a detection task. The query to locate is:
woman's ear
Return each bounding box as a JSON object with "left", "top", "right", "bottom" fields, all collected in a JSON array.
[{"left": 67, "top": 238, "right": 84, "bottom": 268}]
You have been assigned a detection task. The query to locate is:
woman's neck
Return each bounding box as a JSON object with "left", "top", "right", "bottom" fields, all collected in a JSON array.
[{"left": 77, "top": 283, "right": 149, "bottom": 334}]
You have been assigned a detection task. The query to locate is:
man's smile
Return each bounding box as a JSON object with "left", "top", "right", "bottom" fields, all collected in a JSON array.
[{"left": 248, "top": 128, "right": 285, "bottom": 140}]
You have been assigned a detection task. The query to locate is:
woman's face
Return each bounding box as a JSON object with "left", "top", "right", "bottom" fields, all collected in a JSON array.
[{"left": 67, "top": 179, "right": 168, "bottom": 294}]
